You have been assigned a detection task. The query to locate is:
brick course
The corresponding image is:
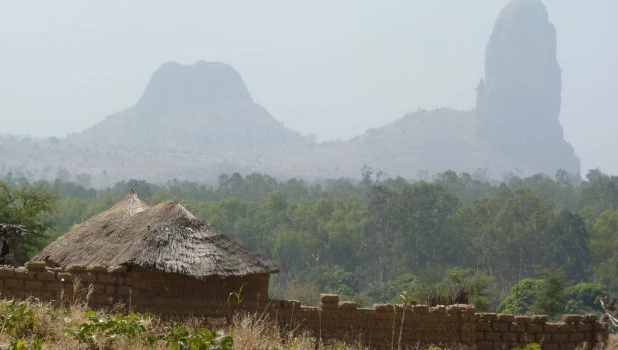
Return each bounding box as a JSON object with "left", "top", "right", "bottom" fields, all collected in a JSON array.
[{"left": 0, "top": 262, "right": 609, "bottom": 350}]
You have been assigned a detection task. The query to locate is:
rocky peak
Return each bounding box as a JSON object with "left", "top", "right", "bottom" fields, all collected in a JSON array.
[
  {"left": 136, "top": 61, "right": 253, "bottom": 114},
  {"left": 476, "top": 0, "right": 579, "bottom": 175}
]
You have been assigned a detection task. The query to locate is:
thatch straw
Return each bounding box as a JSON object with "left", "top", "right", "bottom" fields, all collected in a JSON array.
[{"left": 35, "top": 193, "right": 279, "bottom": 277}]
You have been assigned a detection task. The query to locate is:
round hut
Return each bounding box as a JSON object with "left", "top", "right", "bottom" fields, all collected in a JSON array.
[{"left": 34, "top": 191, "right": 279, "bottom": 315}]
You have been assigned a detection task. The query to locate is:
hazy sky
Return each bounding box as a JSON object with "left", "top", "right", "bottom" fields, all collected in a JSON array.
[{"left": 0, "top": 1, "right": 616, "bottom": 173}]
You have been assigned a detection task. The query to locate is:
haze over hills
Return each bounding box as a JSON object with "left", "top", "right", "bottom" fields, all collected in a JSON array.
[
  {"left": 67, "top": 61, "right": 310, "bottom": 153},
  {"left": 0, "top": 0, "right": 581, "bottom": 186}
]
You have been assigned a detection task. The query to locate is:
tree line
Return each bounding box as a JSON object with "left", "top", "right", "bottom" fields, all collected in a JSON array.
[{"left": 1, "top": 167, "right": 618, "bottom": 318}]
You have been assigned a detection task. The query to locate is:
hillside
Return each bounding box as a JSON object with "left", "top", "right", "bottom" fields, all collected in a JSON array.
[
  {"left": 0, "top": 0, "right": 581, "bottom": 185},
  {"left": 66, "top": 61, "right": 309, "bottom": 153},
  {"left": 305, "top": 109, "right": 522, "bottom": 179}
]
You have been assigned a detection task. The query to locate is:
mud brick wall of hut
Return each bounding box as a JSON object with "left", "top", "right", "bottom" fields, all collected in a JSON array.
[
  {"left": 129, "top": 266, "right": 269, "bottom": 315},
  {"left": 0, "top": 262, "right": 269, "bottom": 316},
  {"left": 0, "top": 262, "right": 609, "bottom": 349}
]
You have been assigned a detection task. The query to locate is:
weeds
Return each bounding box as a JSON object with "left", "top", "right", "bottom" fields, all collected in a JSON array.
[
  {"left": 0, "top": 298, "right": 348, "bottom": 349},
  {"left": 67, "top": 311, "right": 156, "bottom": 346},
  {"left": 8, "top": 338, "right": 42, "bottom": 350}
]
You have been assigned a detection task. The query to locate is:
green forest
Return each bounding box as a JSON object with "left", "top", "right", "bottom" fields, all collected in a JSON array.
[{"left": 1, "top": 168, "right": 617, "bottom": 319}]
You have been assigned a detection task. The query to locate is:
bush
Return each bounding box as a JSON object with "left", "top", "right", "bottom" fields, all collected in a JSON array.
[
  {"left": 498, "top": 278, "right": 543, "bottom": 314},
  {"left": 564, "top": 283, "right": 609, "bottom": 314}
]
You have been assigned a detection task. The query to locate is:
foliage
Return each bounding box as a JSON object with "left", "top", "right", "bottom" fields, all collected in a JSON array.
[
  {"left": 498, "top": 278, "right": 543, "bottom": 315},
  {"left": 8, "top": 338, "right": 42, "bottom": 350},
  {"left": 512, "top": 343, "right": 541, "bottom": 350},
  {"left": 67, "top": 310, "right": 155, "bottom": 346},
  {"left": 530, "top": 269, "right": 566, "bottom": 320},
  {"left": 161, "top": 324, "right": 233, "bottom": 350},
  {"left": 564, "top": 283, "right": 608, "bottom": 314},
  {"left": 0, "top": 301, "right": 38, "bottom": 338},
  {"left": 10, "top": 168, "right": 618, "bottom": 311},
  {"left": 424, "top": 284, "right": 469, "bottom": 307},
  {"left": 0, "top": 181, "right": 58, "bottom": 263}
]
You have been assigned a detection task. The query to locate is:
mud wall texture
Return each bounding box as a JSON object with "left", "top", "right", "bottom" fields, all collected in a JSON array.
[
  {"left": 0, "top": 262, "right": 268, "bottom": 317},
  {"left": 0, "top": 263, "right": 608, "bottom": 349}
]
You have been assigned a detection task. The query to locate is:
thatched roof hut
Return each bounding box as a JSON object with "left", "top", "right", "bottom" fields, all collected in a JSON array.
[{"left": 35, "top": 192, "right": 279, "bottom": 278}]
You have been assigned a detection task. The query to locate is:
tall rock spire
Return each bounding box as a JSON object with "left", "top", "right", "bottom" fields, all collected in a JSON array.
[{"left": 476, "top": 0, "right": 579, "bottom": 175}]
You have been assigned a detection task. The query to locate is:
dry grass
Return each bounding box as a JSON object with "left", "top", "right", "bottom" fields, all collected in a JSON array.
[
  {"left": 608, "top": 334, "right": 618, "bottom": 349},
  {"left": 0, "top": 298, "right": 367, "bottom": 350}
]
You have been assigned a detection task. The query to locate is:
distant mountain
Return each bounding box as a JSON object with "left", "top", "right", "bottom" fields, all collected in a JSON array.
[
  {"left": 297, "top": 108, "right": 532, "bottom": 180},
  {"left": 476, "top": 0, "right": 579, "bottom": 174},
  {"left": 66, "top": 61, "right": 309, "bottom": 153},
  {"left": 0, "top": 0, "right": 580, "bottom": 186}
]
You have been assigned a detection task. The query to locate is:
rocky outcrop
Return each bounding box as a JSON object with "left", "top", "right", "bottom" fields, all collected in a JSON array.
[
  {"left": 476, "top": 0, "right": 580, "bottom": 174},
  {"left": 136, "top": 61, "right": 253, "bottom": 115},
  {"left": 66, "top": 61, "right": 307, "bottom": 153}
]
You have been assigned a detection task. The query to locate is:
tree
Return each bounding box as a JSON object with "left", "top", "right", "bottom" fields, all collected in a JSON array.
[
  {"left": 390, "top": 182, "right": 459, "bottom": 273},
  {"left": 542, "top": 210, "right": 590, "bottom": 282},
  {"left": 589, "top": 210, "right": 618, "bottom": 290},
  {"left": 0, "top": 181, "right": 58, "bottom": 263},
  {"left": 498, "top": 278, "right": 543, "bottom": 314},
  {"left": 530, "top": 269, "right": 566, "bottom": 320},
  {"left": 564, "top": 282, "right": 608, "bottom": 314}
]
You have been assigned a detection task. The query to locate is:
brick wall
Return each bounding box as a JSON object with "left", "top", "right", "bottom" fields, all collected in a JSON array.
[
  {"left": 129, "top": 266, "right": 269, "bottom": 316},
  {"left": 0, "top": 263, "right": 609, "bottom": 349},
  {"left": 476, "top": 313, "right": 606, "bottom": 350},
  {"left": 266, "top": 294, "right": 477, "bottom": 350},
  {"left": 0, "top": 262, "right": 269, "bottom": 317}
]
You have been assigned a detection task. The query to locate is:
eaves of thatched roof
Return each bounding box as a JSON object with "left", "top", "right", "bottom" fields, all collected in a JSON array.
[{"left": 34, "top": 193, "right": 279, "bottom": 278}]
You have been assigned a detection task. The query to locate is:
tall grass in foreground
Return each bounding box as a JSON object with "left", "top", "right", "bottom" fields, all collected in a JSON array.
[{"left": 0, "top": 298, "right": 366, "bottom": 350}]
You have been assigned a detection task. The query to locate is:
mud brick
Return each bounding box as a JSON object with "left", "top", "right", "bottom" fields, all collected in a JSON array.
[
  {"left": 569, "top": 332, "right": 584, "bottom": 343},
  {"left": 552, "top": 333, "right": 568, "bottom": 343},
  {"left": 117, "top": 286, "right": 131, "bottom": 296},
  {"left": 497, "top": 314, "right": 515, "bottom": 322},
  {"left": 544, "top": 323, "right": 560, "bottom": 332},
  {"left": 14, "top": 268, "right": 35, "bottom": 279},
  {"left": 24, "top": 261, "right": 46, "bottom": 270},
  {"left": 319, "top": 293, "right": 339, "bottom": 304},
  {"left": 531, "top": 315, "right": 549, "bottom": 323},
  {"left": 477, "top": 341, "right": 493, "bottom": 350},
  {"left": 4, "top": 279, "right": 23, "bottom": 290},
  {"left": 36, "top": 270, "right": 56, "bottom": 282},
  {"left": 561, "top": 314, "right": 582, "bottom": 323},
  {"left": 97, "top": 274, "right": 116, "bottom": 284},
  {"left": 57, "top": 273, "right": 74, "bottom": 283},
  {"left": 485, "top": 332, "right": 501, "bottom": 341},
  {"left": 66, "top": 265, "right": 87, "bottom": 273},
  {"left": 576, "top": 322, "right": 592, "bottom": 332},
  {"left": 24, "top": 280, "right": 43, "bottom": 291},
  {"left": 87, "top": 266, "right": 108, "bottom": 273},
  {"left": 0, "top": 267, "right": 15, "bottom": 278},
  {"left": 510, "top": 322, "right": 524, "bottom": 332},
  {"left": 477, "top": 321, "right": 492, "bottom": 332},
  {"left": 515, "top": 316, "right": 531, "bottom": 324},
  {"left": 479, "top": 313, "right": 498, "bottom": 321},
  {"left": 107, "top": 266, "right": 127, "bottom": 274},
  {"left": 492, "top": 322, "right": 509, "bottom": 332}
]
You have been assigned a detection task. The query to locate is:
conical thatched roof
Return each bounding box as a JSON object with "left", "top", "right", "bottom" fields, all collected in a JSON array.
[{"left": 35, "top": 193, "right": 279, "bottom": 277}]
